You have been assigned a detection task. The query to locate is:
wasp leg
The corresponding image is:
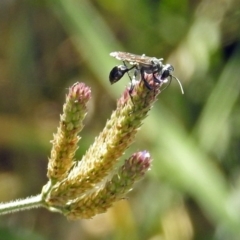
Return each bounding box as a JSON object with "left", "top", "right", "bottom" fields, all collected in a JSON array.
[
  {"left": 140, "top": 67, "right": 153, "bottom": 90},
  {"left": 128, "top": 68, "right": 140, "bottom": 106},
  {"left": 123, "top": 61, "right": 135, "bottom": 81}
]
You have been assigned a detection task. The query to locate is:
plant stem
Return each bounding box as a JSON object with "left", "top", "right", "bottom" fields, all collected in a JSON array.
[{"left": 0, "top": 194, "right": 43, "bottom": 215}]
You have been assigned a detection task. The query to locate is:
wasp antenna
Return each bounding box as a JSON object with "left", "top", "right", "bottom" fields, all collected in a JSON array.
[{"left": 172, "top": 75, "right": 184, "bottom": 94}]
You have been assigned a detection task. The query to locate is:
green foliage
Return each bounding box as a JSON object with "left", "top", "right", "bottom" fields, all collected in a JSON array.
[{"left": 0, "top": 0, "right": 240, "bottom": 239}]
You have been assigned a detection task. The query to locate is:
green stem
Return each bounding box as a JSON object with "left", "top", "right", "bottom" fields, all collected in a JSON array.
[{"left": 0, "top": 194, "right": 43, "bottom": 215}]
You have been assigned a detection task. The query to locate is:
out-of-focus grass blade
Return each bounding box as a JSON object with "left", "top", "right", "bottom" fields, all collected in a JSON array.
[
  {"left": 147, "top": 106, "right": 240, "bottom": 236},
  {"left": 49, "top": 0, "right": 123, "bottom": 95},
  {"left": 193, "top": 47, "right": 240, "bottom": 153}
]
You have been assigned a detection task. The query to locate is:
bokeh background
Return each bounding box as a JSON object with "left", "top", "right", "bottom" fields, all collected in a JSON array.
[{"left": 0, "top": 0, "right": 240, "bottom": 239}]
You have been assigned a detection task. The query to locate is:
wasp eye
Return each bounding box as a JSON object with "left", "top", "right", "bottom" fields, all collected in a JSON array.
[
  {"left": 109, "top": 65, "right": 128, "bottom": 84},
  {"left": 161, "top": 69, "right": 170, "bottom": 80},
  {"left": 161, "top": 64, "right": 174, "bottom": 80}
]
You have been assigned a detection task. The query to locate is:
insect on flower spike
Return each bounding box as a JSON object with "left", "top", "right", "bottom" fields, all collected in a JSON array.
[{"left": 109, "top": 51, "right": 184, "bottom": 94}]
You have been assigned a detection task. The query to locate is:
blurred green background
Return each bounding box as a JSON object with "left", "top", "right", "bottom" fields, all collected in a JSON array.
[{"left": 0, "top": 0, "right": 240, "bottom": 239}]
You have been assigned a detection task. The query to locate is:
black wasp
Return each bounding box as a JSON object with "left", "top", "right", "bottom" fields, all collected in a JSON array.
[{"left": 109, "top": 51, "right": 184, "bottom": 94}]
